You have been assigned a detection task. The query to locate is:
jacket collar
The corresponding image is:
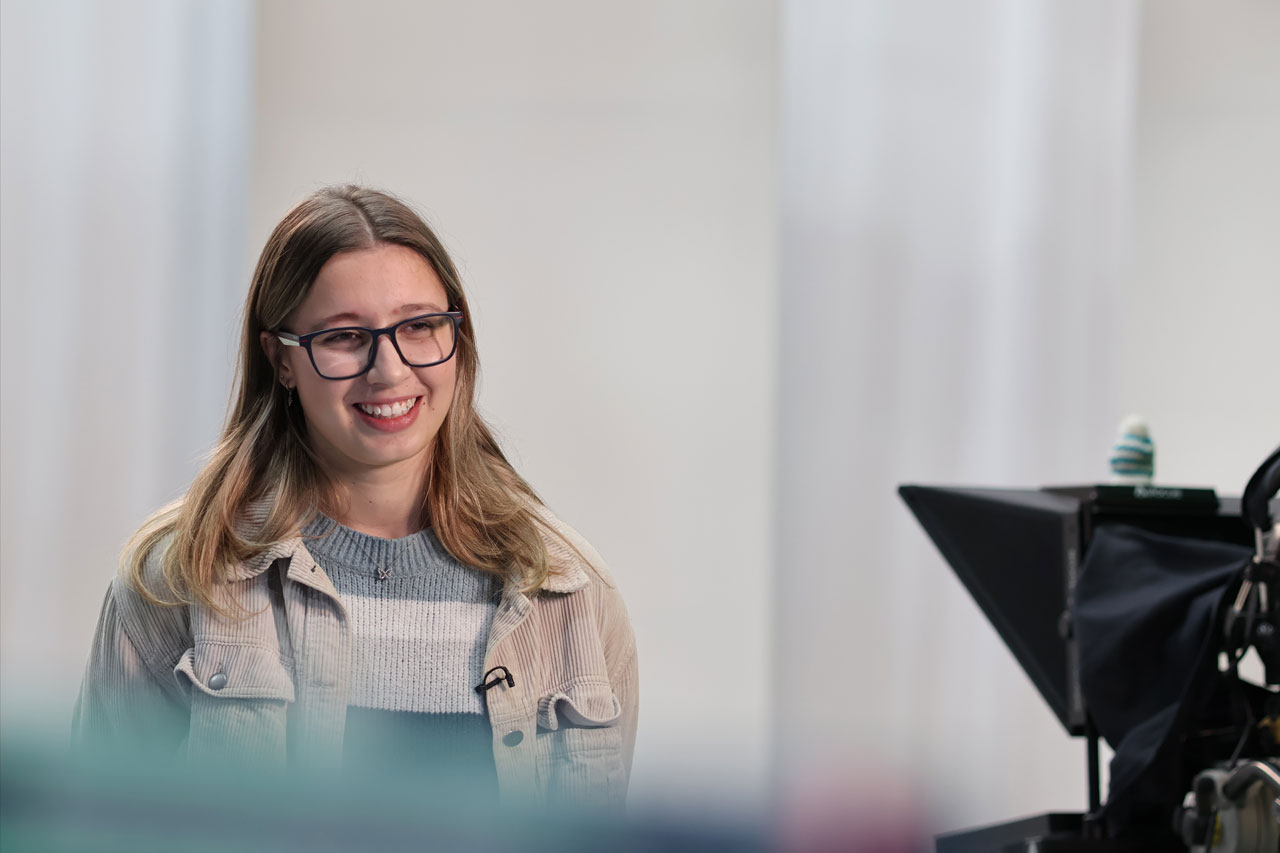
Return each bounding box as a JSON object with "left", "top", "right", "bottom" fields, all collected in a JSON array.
[{"left": 223, "top": 499, "right": 591, "bottom": 594}]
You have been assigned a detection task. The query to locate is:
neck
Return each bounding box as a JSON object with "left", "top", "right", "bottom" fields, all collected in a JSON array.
[{"left": 325, "top": 461, "right": 430, "bottom": 540}]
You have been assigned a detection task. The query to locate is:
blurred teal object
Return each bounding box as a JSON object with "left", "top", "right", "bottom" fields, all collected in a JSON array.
[{"left": 1, "top": 729, "right": 767, "bottom": 852}]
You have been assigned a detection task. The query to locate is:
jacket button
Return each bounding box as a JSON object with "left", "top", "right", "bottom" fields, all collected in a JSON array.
[
  {"left": 208, "top": 672, "right": 228, "bottom": 691},
  {"left": 502, "top": 730, "right": 523, "bottom": 747}
]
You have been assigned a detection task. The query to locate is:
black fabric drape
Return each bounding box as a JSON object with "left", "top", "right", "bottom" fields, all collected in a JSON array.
[{"left": 1075, "top": 524, "right": 1250, "bottom": 835}]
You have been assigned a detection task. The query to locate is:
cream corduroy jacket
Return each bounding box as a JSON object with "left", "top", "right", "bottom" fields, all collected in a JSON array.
[{"left": 73, "top": 508, "right": 638, "bottom": 809}]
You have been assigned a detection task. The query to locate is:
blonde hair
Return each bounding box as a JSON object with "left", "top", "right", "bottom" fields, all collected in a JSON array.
[{"left": 125, "top": 185, "right": 552, "bottom": 611}]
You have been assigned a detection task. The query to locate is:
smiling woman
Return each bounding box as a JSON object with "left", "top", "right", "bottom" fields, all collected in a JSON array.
[{"left": 72, "top": 185, "right": 637, "bottom": 810}]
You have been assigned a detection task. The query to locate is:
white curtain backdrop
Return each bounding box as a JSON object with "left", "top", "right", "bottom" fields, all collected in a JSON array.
[
  {"left": 776, "top": 0, "right": 1139, "bottom": 833},
  {"left": 0, "top": 0, "right": 254, "bottom": 727}
]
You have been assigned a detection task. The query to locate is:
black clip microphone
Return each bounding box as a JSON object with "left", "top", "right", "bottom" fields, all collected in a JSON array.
[{"left": 474, "top": 665, "right": 515, "bottom": 694}]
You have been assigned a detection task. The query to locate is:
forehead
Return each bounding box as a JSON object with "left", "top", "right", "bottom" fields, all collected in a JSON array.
[{"left": 293, "top": 244, "right": 448, "bottom": 325}]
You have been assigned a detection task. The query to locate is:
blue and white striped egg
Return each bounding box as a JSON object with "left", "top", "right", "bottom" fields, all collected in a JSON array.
[{"left": 1110, "top": 415, "right": 1154, "bottom": 480}]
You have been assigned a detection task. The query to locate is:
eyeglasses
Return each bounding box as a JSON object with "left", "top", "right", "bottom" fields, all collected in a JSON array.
[{"left": 275, "top": 311, "right": 463, "bottom": 380}]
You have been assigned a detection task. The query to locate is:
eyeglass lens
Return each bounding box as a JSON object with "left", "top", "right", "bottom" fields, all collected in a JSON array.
[{"left": 309, "top": 315, "right": 456, "bottom": 378}]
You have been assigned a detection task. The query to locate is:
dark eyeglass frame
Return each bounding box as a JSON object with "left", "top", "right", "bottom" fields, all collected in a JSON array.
[{"left": 275, "top": 311, "right": 464, "bottom": 380}]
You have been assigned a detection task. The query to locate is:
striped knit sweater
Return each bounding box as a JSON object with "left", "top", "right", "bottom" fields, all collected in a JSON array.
[{"left": 301, "top": 515, "right": 499, "bottom": 788}]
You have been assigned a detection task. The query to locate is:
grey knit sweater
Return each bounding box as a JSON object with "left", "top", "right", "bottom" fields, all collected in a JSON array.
[{"left": 301, "top": 515, "right": 498, "bottom": 784}]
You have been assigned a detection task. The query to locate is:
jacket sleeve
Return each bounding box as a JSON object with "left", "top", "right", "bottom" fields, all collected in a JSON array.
[
  {"left": 610, "top": 636, "right": 639, "bottom": 788},
  {"left": 601, "top": 583, "right": 639, "bottom": 789},
  {"left": 72, "top": 577, "right": 191, "bottom": 757}
]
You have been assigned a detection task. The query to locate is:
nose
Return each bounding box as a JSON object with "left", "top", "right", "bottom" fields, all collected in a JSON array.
[{"left": 364, "top": 330, "right": 412, "bottom": 385}]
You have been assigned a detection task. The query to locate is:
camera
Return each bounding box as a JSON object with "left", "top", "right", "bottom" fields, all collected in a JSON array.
[{"left": 901, "top": 446, "right": 1280, "bottom": 852}]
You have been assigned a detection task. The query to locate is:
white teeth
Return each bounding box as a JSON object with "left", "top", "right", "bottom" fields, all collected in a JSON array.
[{"left": 358, "top": 397, "right": 417, "bottom": 418}]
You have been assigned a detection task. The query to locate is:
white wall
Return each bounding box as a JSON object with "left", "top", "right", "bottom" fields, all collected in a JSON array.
[
  {"left": 1121, "top": 0, "right": 1280, "bottom": 485},
  {"left": 247, "top": 0, "right": 779, "bottom": 819}
]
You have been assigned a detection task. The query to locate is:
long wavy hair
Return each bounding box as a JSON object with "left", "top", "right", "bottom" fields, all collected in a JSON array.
[{"left": 125, "top": 185, "right": 552, "bottom": 611}]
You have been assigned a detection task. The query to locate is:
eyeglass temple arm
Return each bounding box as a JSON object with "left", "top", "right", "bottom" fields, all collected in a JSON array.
[{"left": 276, "top": 333, "right": 302, "bottom": 347}]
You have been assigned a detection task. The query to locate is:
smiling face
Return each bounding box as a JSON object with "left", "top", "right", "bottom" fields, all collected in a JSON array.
[{"left": 266, "top": 243, "right": 458, "bottom": 486}]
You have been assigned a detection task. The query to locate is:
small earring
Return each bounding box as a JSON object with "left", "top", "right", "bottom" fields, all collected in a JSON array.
[{"left": 286, "top": 386, "right": 294, "bottom": 408}]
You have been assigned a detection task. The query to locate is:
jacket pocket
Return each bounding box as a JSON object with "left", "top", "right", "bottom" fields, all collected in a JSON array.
[
  {"left": 174, "top": 640, "right": 295, "bottom": 701},
  {"left": 174, "top": 640, "right": 295, "bottom": 766},
  {"left": 533, "top": 680, "right": 625, "bottom": 807}
]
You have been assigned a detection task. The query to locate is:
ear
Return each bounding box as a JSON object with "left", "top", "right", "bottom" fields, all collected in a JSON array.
[{"left": 259, "top": 331, "right": 295, "bottom": 387}]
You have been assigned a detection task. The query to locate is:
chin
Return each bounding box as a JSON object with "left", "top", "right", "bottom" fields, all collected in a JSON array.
[{"left": 358, "top": 440, "right": 433, "bottom": 469}]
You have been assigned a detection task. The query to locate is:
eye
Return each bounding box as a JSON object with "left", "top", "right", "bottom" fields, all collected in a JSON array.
[
  {"left": 313, "top": 329, "right": 367, "bottom": 350},
  {"left": 403, "top": 316, "right": 446, "bottom": 335}
]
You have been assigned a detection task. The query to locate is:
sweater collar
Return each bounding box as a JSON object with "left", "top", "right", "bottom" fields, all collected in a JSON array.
[{"left": 225, "top": 499, "right": 591, "bottom": 594}]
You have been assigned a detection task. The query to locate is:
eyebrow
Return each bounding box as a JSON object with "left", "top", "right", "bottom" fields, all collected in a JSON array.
[{"left": 310, "top": 303, "right": 446, "bottom": 329}]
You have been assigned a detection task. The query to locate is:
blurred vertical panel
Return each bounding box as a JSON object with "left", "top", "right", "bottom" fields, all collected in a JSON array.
[
  {"left": 248, "top": 0, "right": 778, "bottom": 821},
  {"left": 0, "top": 0, "right": 253, "bottom": 730},
  {"left": 777, "top": 0, "right": 1138, "bottom": 837}
]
